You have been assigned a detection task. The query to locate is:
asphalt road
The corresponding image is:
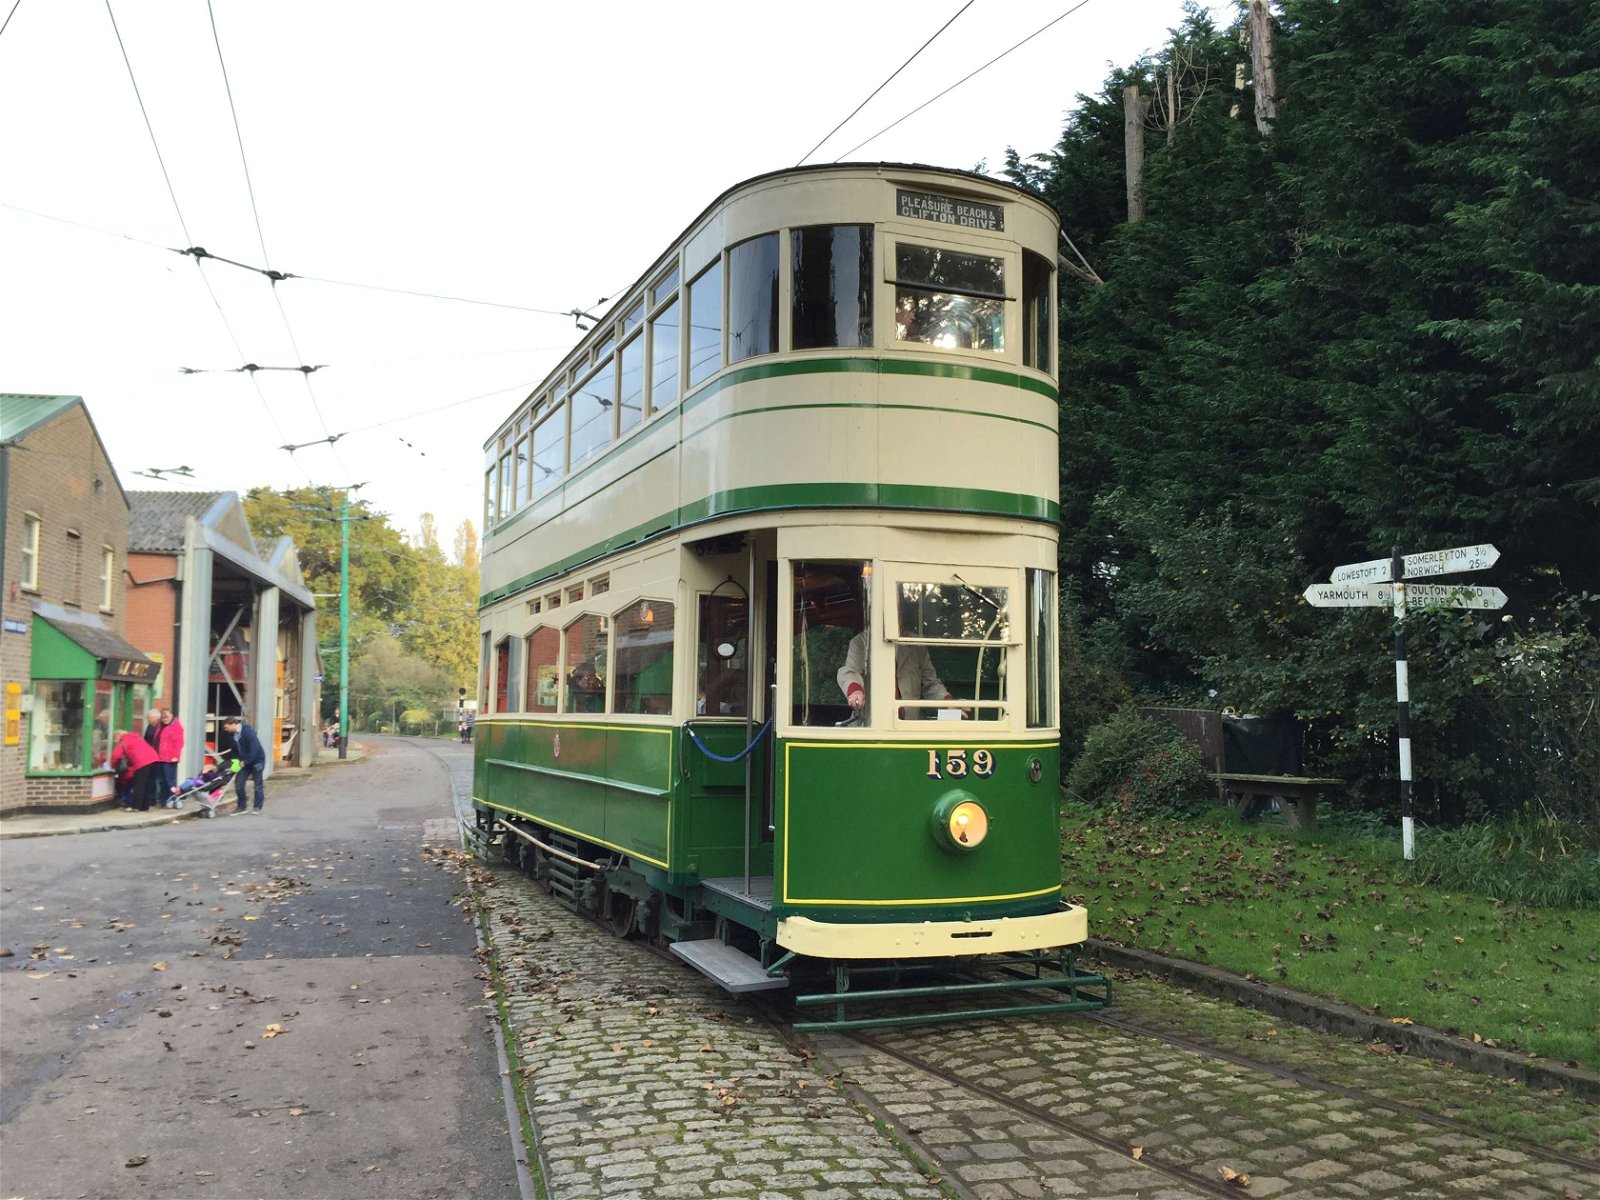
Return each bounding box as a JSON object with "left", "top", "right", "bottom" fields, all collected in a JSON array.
[{"left": 0, "top": 737, "right": 519, "bottom": 1200}]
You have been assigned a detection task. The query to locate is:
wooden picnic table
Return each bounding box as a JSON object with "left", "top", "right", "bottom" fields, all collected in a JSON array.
[{"left": 1212, "top": 773, "right": 1342, "bottom": 830}]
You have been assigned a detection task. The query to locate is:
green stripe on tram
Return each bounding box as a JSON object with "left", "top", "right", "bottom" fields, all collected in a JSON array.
[
  {"left": 678, "top": 357, "right": 1059, "bottom": 411},
  {"left": 479, "top": 481, "right": 1059, "bottom": 608}
]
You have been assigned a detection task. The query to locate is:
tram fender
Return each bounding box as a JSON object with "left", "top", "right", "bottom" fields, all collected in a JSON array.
[{"left": 776, "top": 905, "right": 1087, "bottom": 960}]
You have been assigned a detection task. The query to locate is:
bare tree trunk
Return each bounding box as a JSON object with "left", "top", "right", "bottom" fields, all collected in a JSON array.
[
  {"left": 1166, "top": 59, "right": 1178, "bottom": 145},
  {"left": 1124, "top": 84, "right": 1151, "bottom": 222},
  {"left": 1249, "top": 0, "right": 1278, "bottom": 135}
]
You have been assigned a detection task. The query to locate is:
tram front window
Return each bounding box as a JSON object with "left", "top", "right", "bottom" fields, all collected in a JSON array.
[
  {"left": 893, "top": 579, "right": 1010, "bottom": 722},
  {"left": 792, "top": 561, "right": 869, "bottom": 727},
  {"left": 893, "top": 244, "right": 1005, "bottom": 353}
]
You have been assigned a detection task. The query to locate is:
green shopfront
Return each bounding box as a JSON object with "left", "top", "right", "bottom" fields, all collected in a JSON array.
[{"left": 27, "top": 603, "right": 157, "bottom": 807}]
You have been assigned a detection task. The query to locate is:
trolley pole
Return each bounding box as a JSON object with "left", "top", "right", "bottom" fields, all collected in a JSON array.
[{"left": 1391, "top": 546, "right": 1412, "bottom": 860}]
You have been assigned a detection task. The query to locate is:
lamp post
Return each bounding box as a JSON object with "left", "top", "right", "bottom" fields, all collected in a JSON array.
[{"left": 338, "top": 491, "right": 351, "bottom": 759}]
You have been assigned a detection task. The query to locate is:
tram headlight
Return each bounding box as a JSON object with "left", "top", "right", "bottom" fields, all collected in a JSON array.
[{"left": 930, "top": 792, "right": 988, "bottom": 854}]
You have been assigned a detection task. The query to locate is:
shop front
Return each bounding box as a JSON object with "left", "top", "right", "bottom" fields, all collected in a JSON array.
[{"left": 25, "top": 603, "right": 157, "bottom": 810}]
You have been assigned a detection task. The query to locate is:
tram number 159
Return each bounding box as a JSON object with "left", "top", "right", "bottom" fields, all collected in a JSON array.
[{"left": 927, "top": 748, "right": 994, "bottom": 780}]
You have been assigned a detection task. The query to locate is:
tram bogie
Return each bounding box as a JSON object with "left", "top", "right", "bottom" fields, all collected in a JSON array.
[{"left": 471, "top": 164, "right": 1109, "bottom": 1027}]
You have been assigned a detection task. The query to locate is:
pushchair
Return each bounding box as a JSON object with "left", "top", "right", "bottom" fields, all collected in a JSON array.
[{"left": 169, "top": 758, "right": 241, "bottom": 819}]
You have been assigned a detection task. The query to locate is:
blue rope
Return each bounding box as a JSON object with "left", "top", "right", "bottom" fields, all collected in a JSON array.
[{"left": 683, "top": 718, "right": 772, "bottom": 764}]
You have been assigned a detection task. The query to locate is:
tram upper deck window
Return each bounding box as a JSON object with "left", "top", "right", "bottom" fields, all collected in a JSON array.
[
  {"left": 1022, "top": 251, "right": 1053, "bottom": 373},
  {"left": 531, "top": 400, "right": 565, "bottom": 498},
  {"left": 651, "top": 267, "right": 679, "bottom": 307},
  {"left": 893, "top": 577, "right": 1010, "bottom": 721},
  {"left": 496, "top": 450, "right": 513, "bottom": 521},
  {"left": 728, "top": 234, "right": 778, "bottom": 365},
  {"left": 893, "top": 244, "right": 1005, "bottom": 353},
  {"left": 618, "top": 333, "right": 644, "bottom": 438},
  {"left": 571, "top": 356, "right": 617, "bottom": 468},
  {"left": 687, "top": 259, "right": 723, "bottom": 388},
  {"left": 792, "top": 225, "right": 872, "bottom": 349},
  {"left": 791, "top": 561, "right": 869, "bottom": 728},
  {"left": 514, "top": 432, "right": 531, "bottom": 505},
  {"left": 650, "top": 295, "right": 681, "bottom": 413}
]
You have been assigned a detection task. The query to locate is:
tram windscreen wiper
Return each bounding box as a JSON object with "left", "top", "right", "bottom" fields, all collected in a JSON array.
[{"left": 952, "top": 573, "right": 1001, "bottom": 613}]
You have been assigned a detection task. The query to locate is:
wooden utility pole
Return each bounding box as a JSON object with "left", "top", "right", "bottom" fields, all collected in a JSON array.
[
  {"left": 1249, "top": 0, "right": 1278, "bottom": 135},
  {"left": 1123, "top": 84, "right": 1150, "bottom": 222}
]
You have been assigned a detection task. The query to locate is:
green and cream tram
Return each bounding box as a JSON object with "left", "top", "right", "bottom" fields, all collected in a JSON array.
[{"left": 471, "top": 163, "right": 1107, "bottom": 1027}]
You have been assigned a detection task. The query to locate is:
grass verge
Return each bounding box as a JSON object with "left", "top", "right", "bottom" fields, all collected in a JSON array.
[{"left": 1062, "top": 804, "right": 1600, "bottom": 1070}]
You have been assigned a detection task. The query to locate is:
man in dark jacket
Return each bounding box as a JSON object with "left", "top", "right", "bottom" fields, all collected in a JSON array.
[{"left": 222, "top": 716, "right": 267, "bottom": 813}]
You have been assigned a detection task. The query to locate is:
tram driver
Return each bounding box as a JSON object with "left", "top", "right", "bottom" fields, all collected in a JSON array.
[{"left": 837, "top": 632, "right": 964, "bottom": 719}]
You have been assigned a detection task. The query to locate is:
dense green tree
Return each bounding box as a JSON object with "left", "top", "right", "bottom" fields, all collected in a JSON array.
[
  {"left": 1019, "top": 0, "right": 1599, "bottom": 817},
  {"left": 396, "top": 513, "right": 479, "bottom": 691}
]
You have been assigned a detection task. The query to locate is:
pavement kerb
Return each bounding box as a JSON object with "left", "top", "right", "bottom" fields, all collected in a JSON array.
[
  {"left": 0, "top": 744, "right": 368, "bottom": 841},
  {"left": 1083, "top": 937, "right": 1600, "bottom": 1101}
]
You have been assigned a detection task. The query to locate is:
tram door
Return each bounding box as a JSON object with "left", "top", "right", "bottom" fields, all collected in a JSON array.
[{"left": 692, "top": 543, "right": 775, "bottom": 881}]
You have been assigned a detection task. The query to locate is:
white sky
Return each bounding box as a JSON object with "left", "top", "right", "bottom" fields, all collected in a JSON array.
[{"left": 2, "top": 0, "right": 1211, "bottom": 550}]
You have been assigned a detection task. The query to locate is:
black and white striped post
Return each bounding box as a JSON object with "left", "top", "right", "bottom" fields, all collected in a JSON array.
[
  {"left": 1390, "top": 547, "right": 1414, "bottom": 861},
  {"left": 1304, "top": 541, "right": 1503, "bottom": 867}
]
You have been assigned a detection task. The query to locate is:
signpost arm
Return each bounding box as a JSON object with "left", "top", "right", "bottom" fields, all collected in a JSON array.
[{"left": 1392, "top": 546, "right": 1413, "bottom": 860}]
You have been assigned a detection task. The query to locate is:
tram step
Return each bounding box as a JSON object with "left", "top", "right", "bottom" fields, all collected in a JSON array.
[{"left": 670, "top": 940, "right": 791, "bottom": 993}]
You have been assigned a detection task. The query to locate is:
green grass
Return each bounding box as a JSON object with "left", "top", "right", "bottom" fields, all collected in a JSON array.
[{"left": 1062, "top": 804, "right": 1600, "bottom": 1070}]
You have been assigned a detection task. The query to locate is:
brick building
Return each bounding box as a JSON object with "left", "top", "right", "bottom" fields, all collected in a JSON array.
[{"left": 1, "top": 395, "right": 156, "bottom": 814}]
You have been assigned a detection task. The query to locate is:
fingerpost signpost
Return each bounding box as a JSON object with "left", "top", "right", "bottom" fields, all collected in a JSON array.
[{"left": 1305, "top": 544, "right": 1505, "bottom": 861}]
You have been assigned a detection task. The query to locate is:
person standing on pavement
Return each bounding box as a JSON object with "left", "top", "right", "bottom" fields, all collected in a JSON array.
[
  {"left": 222, "top": 715, "right": 267, "bottom": 813},
  {"left": 155, "top": 706, "right": 185, "bottom": 806},
  {"left": 110, "top": 728, "right": 161, "bottom": 811},
  {"left": 142, "top": 710, "right": 162, "bottom": 753}
]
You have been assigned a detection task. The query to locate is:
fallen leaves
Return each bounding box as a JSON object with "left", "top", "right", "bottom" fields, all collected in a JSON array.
[
  {"left": 152, "top": 961, "right": 168, "bottom": 971},
  {"left": 261, "top": 1023, "right": 285, "bottom": 1039},
  {"left": 1219, "top": 1165, "right": 1251, "bottom": 1187},
  {"left": 125, "top": 1155, "right": 149, "bottom": 1168}
]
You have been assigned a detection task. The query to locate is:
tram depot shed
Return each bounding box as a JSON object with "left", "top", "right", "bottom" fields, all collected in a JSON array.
[{"left": 125, "top": 491, "right": 319, "bottom": 781}]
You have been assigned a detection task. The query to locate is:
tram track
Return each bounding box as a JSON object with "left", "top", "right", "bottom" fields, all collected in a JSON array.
[
  {"left": 838, "top": 1027, "right": 1254, "bottom": 1200},
  {"left": 1082, "top": 1006, "right": 1600, "bottom": 1176},
  {"left": 448, "top": 762, "right": 1596, "bottom": 1195}
]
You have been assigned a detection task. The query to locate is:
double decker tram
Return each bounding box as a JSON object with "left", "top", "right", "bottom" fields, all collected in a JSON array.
[{"left": 471, "top": 164, "right": 1109, "bottom": 1028}]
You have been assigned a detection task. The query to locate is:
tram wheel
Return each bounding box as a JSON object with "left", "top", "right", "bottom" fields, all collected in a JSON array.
[{"left": 606, "top": 893, "right": 637, "bottom": 939}]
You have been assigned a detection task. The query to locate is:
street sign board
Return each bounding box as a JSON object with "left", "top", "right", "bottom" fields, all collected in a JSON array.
[
  {"left": 1304, "top": 582, "right": 1508, "bottom": 609},
  {"left": 1304, "top": 583, "right": 1388, "bottom": 607},
  {"left": 1330, "top": 543, "right": 1499, "bottom": 584},
  {"left": 1405, "top": 583, "right": 1508, "bottom": 610}
]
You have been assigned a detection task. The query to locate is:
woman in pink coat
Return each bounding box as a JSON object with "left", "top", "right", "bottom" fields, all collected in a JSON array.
[
  {"left": 110, "top": 730, "right": 161, "bottom": 811},
  {"left": 155, "top": 707, "right": 185, "bottom": 806}
]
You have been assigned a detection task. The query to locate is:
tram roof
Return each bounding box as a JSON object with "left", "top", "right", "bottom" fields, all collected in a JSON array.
[{"left": 486, "top": 162, "right": 1057, "bottom": 450}]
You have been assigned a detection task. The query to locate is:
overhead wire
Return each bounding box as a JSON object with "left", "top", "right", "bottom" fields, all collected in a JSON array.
[
  {"left": 206, "top": 0, "right": 351, "bottom": 482},
  {"left": 1, "top": 0, "right": 23, "bottom": 40},
  {"left": 795, "top": 0, "right": 976, "bottom": 167},
  {"left": 1, "top": 201, "right": 581, "bottom": 317},
  {"left": 103, "top": 0, "right": 305, "bottom": 475},
  {"left": 835, "top": 0, "right": 1098, "bottom": 162}
]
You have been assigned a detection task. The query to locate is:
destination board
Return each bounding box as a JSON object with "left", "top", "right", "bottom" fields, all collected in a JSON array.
[{"left": 896, "top": 189, "right": 1004, "bottom": 232}]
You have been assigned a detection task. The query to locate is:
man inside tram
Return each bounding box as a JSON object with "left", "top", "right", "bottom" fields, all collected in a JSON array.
[{"left": 837, "top": 631, "right": 963, "bottom": 719}]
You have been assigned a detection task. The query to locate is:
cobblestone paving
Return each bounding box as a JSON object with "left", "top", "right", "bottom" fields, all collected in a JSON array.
[
  {"left": 438, "top": 740, "right": 1597, "bottom": 1200},
  {"left": 475, "top": 863, "right": 946, "bottom": 1200},
  {"left": 818, "top": 1013, "right": 1600, "bottom": 1199}
]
